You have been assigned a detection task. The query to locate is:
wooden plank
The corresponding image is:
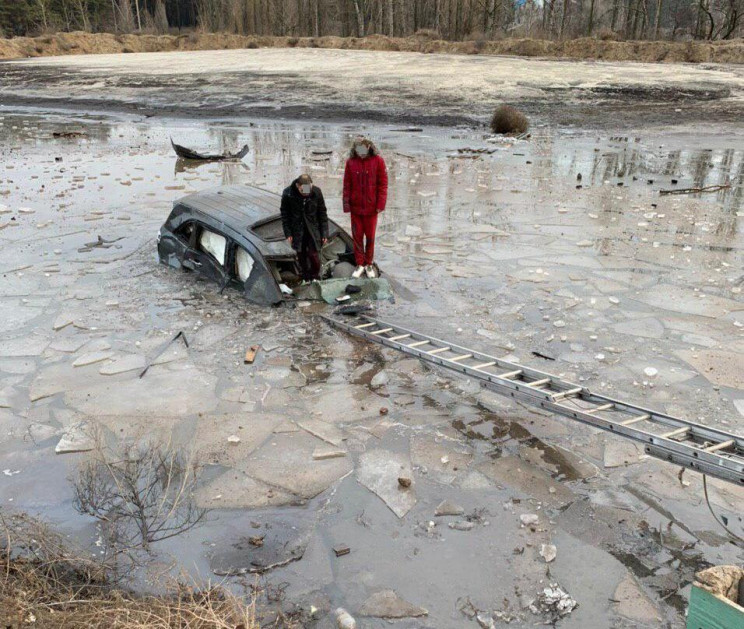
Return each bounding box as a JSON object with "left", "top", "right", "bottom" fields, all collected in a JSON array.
[{"left": 244, "top": 345, "right": 260, "bottom": 364}]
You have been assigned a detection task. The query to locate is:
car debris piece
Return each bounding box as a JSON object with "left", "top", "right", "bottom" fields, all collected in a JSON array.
[
  {"left": 335, "top": 303, "right": 372, "bottom": 316},
  {"left": 333, "top": 544, "right": 351, "bottom": 557},
  {"left": 171, "top": 138, "right": 249, "bottom": 161},
  {"left": 139, "top": 331, "right": 188, "bottom": 378},
  {"left": 77, "top": 235, "right": 125, "bottom": 253},
  {"left": 227, "top": 435, "right": 241, "bottom": 444},
  {"left": 336, "top": 294, "right": 351, "bottom": 303},
  {"left": 244, "top": 345, "right": 260, "bottom": 364},
  {"left": 52, "top": 131, "right": 86, "bottom": 138},
  {"left": 531, "top": 351, "right": 555, "bottom": 361}
]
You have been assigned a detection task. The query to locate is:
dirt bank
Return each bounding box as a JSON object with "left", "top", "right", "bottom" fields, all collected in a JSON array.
[
  {"left": 3, "top": 47, "right": 742, "bottom": 129},
  {"left": 1, "top": 30, "right": 743, "bottom": 64}
]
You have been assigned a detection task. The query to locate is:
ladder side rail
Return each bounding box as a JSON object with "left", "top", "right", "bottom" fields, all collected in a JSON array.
[
  {"left": 644, "top": 444, "right": 744, "bottom": 484},
  {"left": 358, "top": 326, "right": 568, "bottom": 403},
  {"left": 572, "top": 391, "right": 744, "bottom": 451},
  {"left": 356, "top": 316, "right": 583, "bottom": 394},
  {"left": 477, "top": 378, "right": 744, "bottom": 482},
  {"left": 329, "top": 316, "right": 568, "bottom": 403},
  {"left": 324, "top": 316, "right": 744, "bottom": 484},
  {"left": 525, "top": 388, "right": 744, "bottom": 480}
]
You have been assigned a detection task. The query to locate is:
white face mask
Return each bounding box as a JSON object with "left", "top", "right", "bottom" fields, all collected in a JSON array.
[
  {"left": 356, "top": 145, "right": 369, "bottom": 157},
  {"left": 300, "top": 184, "right": 312, "bottom": 195}
]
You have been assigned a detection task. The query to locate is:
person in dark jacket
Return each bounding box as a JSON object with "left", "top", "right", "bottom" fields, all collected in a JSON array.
[
  {"left": 343, "top": 137, "right": 388, "bottom": 278},
  {"left": 281, "top": 174, "right": 328, "bottom": 282}
]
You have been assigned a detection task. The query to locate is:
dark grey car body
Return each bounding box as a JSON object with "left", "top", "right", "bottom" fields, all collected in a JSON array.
[{"left": 157, "top": 184, "right": 354, "bottom": 305}]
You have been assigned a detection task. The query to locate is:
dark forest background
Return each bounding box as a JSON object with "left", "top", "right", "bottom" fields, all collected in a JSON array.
[{"left": 1, "top": 1, "right": 742, "bottom": 41}]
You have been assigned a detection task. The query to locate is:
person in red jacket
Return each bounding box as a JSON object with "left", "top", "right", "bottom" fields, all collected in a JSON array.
[{"left": 343, "top": 137, "right": 388, "bottom": 278}]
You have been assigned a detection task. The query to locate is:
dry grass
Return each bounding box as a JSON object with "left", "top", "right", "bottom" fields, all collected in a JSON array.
[
  {"left": 490, "top": 105, "right": 529, "bottom": 135},
  {"left": 0, "top": 31, "right": 742, "bottom": 63},
  {"left": 0, "top": 513, "right": 259, "bottom": 629}
]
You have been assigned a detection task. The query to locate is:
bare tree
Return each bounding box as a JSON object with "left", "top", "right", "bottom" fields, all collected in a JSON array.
[
  {"left": 351, "top": 0, "right": 365, "bottom": 35},
  {"left": 73, "top": 441, "right": 207, "bottom": 555}
]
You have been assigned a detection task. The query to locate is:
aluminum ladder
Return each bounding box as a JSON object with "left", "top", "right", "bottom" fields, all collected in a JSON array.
[{"left": 323, "top": 314, "right": 744, "bottom": 486}]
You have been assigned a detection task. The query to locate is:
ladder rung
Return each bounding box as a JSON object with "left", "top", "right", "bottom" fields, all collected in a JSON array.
[
  {"left": 704, "top": 439, "right": 735, "bottom": 453},
  {"left": 473, "top": 361, "right": 496, "bottom": 370},
  {"left": 498, "top": 369, "right": 523, "bottom": 380},
  {"left": 660, "top": 426, "right": 690, "bottom": 440},
  {"left": 428, "top": 347, "right": 451, "bottom": 355},
  {"left": 449, "top": 353, "right": 473, "bottom": 363},
  {"left": 587, "top": 403, "right": 614, "bottom": 413},
  {"left": 621, "top": 414, "right": 650, "bottom": 426},
  {"left": 355, "top": 322, "right": 377, "bottom": 329},
  {"left": 552, "top": 387, "right": 583, "bottom": 400},
  {"left": 371, "top": 327, "right": 394, "bottom": 336},
  {"left": 527, "top": 378, "right": 551, "bottom": 388},
  {"left": 407, "top": 340, "right": 430, "bottom": 348},
  {"left": 388, "top": 334, "right": 411, "bottom": 342}
]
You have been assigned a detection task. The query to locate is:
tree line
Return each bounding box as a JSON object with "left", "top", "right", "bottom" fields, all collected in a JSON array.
[{"left": 1, "top": 0, "right": 741, "bottom": 41}]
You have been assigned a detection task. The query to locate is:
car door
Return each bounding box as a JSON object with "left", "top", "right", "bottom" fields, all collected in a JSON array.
[
  {"left": 228, "top": 239, "right": 283, "bottom": 305},
  {"left": 182, "top": 223, "right": 228, "bottom": 285}
]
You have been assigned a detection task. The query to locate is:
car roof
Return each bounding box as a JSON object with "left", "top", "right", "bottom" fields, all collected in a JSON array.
[{"left": 176, "top": 184, "right": 280, "bottom": 229}]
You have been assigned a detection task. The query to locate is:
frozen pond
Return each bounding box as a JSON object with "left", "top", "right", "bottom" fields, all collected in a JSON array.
[{"left": 0, "top": 109, "right": 742, "bottom": 627}]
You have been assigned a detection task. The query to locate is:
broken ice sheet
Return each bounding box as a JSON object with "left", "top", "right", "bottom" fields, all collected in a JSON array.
[{"left": 357, "top": 449, "right": 416, "bottom": 518}]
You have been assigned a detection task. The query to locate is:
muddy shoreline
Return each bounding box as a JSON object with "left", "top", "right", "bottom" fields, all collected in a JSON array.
[{"left": 2, "top": 48, "right": 744, "bottom": 129}]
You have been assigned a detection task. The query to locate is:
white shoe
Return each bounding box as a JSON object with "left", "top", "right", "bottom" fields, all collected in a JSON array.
[
  {"left": 352, "top": 265, "right": 365, "bottom": 279},
  {"left": 365, "top": 265, "right": 377, "bottom": 279}
]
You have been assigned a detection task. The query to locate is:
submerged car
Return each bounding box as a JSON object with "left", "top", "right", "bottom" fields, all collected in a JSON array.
[{"left": 157, "top": 184, "right": 382, "bottom": 305}]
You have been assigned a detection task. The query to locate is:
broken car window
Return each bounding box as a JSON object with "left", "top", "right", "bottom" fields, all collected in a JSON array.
[
  {"left": 176, "top": 221, "right": 195, "bottom": 244},
  {"left": 198, "top": 228, "right": 227, "bottom": 266},
  {"left": 236, "top": 247, "right": 255, "bottom": 282}
]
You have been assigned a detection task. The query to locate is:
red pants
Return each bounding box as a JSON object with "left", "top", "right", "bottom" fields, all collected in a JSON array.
[{"left": 351, "top": 213, "right": 378, "bottom": 266}]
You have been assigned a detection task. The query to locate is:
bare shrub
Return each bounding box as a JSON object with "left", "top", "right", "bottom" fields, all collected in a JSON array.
[
  {"left": 73, "top": 442, "right": 207, "bottom": 556},
  {"left": 596, "top": 28, "right": 623, "bottom": 41},
  {"left": 0, "top": 512, "right": 258, "bottom": 628},
  {"left": 490, "top": 104, "right": 529, "bottom": 135},
  {"left": 412, "top": 28, "right": 440, "bottom": 40}
]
